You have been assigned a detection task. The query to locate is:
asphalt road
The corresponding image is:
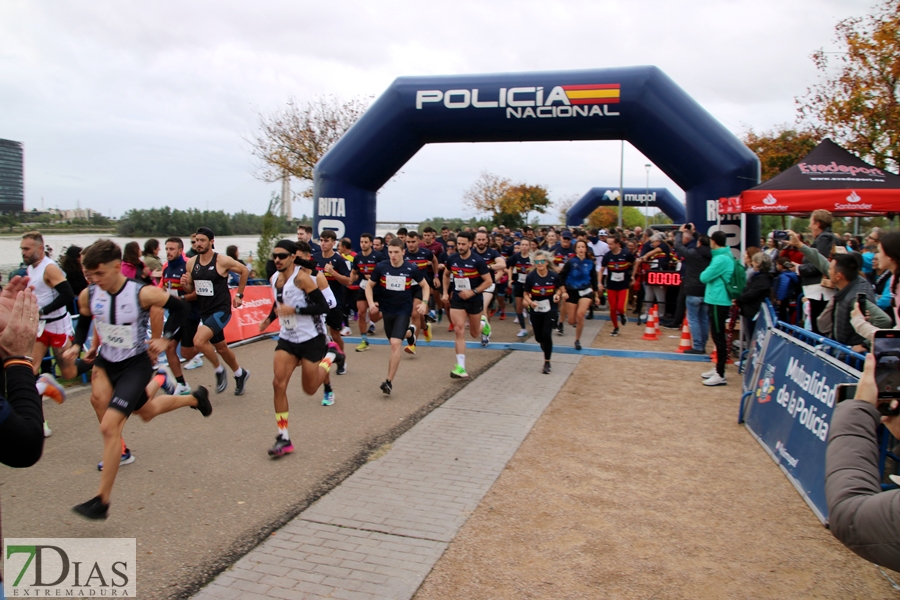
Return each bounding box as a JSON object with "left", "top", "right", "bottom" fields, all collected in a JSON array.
[{"left": 0, "top": 314, "right": 521, "bottom": 599}]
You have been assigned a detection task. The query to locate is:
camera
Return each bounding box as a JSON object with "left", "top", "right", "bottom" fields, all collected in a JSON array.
[
  {"left": 773, "top": 230, "right": 789, "bottom": 241},
  {"left": 873, "top": 331, "right": 900, "bottom": 415}
]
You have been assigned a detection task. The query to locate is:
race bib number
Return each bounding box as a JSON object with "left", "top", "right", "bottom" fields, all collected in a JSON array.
[
  {"left": 359, "top": 279, "right": 368, "bottom": 289},
  {"left": 98, "top": 322, "right": 134, "bottom": 349},
  {"left": 385, "top": 275, "right": 406, "bottom": 292},
  {"left": 518, "top": 273, "right": 527, "bottom": 284},
  {"left": 485, "top": 284, "right": 496, "bottom": 294},
  {"left": 168, "top": 287, "right": 180, "bottom": 297},
  {"left": 454, "top": 277, "right": 471, "bottom": 292},
  {"left": 37, "top": 319, "right": 46, "bottom": 337},
  {"left": 279, "top": 313, "right": 297, "bottom": 330},
  {"left": 195, "top": 280, "right": 214, "bottom": 296},
  {"left": 611, "top": 272, "right": 625, "bottom": 282},
  {"left": 579, "top": 288, "right": 593, "bottom": 297},
  {"left": 533, "top": 299, "right": 551, "bottom": 313}
]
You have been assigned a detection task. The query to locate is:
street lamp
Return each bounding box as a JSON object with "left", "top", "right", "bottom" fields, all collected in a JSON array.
[{"left": 644, "top": 163, "right": 651, "bottom": 229}]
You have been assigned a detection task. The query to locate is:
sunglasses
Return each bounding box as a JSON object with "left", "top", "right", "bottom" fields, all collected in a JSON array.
[
  {"left": 534, "top": 260, "right": 548, "bottom": 265},
  {"left": 272, "top": 252, "right": 291, "bottom": 260}
]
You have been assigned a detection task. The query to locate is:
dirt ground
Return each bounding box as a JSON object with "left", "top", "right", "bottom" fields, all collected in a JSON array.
[{"left": 415, "top": 319, "right": 896, "bottom": 599}]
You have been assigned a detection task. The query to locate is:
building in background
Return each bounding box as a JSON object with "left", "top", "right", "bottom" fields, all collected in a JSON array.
[{"left": 0, "top": 139, "right": 24, "bottom": 214}]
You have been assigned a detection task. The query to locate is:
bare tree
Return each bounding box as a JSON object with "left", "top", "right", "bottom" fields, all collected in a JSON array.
[{"left": 248, "top": 95, "right": 371, "bottom": 197}]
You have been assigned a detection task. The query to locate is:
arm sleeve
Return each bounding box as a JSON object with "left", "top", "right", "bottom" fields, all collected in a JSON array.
[
  {"left": 590, "top": 264, "right": 598, "bottom": 290},
  {"left": 297, "top": 288, "right": 330, "bottom": 315},
  {"left": 73, "top": 312, "right": 93, "bottom": 347},
  {"left": 825, "top": 400, "right": 900, "bottom": 572},
  {"left": 162, "top": 295, "right": 188, "bottom": 339},
  {"left": 0, "top": 364, "right": 44, "bottom": 468},
  {"left": 39, "top": 280, "right": 75, "bottom": 316},
  {"left": 268, "top": 304, "right": 278, "bottom": 322}
]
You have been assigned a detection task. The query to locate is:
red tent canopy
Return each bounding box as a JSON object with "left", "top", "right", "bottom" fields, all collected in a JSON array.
[{"left": 719, "top": 139, "right": 900, "bottom": 216}]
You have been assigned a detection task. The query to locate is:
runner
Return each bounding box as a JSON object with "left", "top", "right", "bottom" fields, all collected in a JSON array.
[
  {"left": 473, "top": 231, "right": 506, "bottom": 346},
  {"left": 297, "top": 224, "right": 321, "bottom": 255},
  {"left": 182, "top": 234, "right": 205, "bottom": 370},
  {"left": 559, "top": 240, "right": 598, "bottom": 351},
  {"left": 550, "top": 231, "right": 576, "bottom": 334},
  {"left": 366, "top": 239, "right": 429, "bottom": 394},
  {"left": 65, "top": 239, "right": 211, "bottom": 519},
  {"left": 599, "top": 235, "right": 635, "bottom": 337},
  {"left": 442, "top": 232, "right": 493, "bottom": 378},
  {"left": 351, "top": 233, "right": 381, "bottom": 352},
  {"left": 257, "top": 240, "right": 340, "bottom": 456},
  {"left": 438, "top": 238, "right": 457, "bottom": 329},
  {"left": 404, "top": 231, "right": 440, "bottom": 351},
  {"left": 159, "top": 237, "right": 200, "bottom": 395},
  {"left": 179, "top": 227, "right": 251, "bottom": 395},
  {"left": 524, "top": 250, "right": 564, "bottom": 374},
  {"left": 313, "top": 230, "right": 351, "bottom": 374},
  {"left": 507, "top": 240, "right": 532, "bottom": 338},
  {"left": 296, "top": 241, "right": 343, "bottom": 405}
]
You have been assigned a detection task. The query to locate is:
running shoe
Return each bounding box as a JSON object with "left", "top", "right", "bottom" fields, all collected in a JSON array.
[
  {"left": 437, "top": 310, "right": 443, "bottom": 324},
  {"left": 340, "top": 326, "right": 352, "bottom": 336},
  {"left": 43, "top": 421, "right": 52, "bottom": 438},
  {"left": 380, "top": 380, "right": 393, "bottom": 395},
  {"left": 73, "top": 496, "right": 109, "bottom": 520},
  {"left": 620, "top": 314, "right": 627, "bottom": 326},
  {"left": 98, "top": 448, "right": 136, "bottom": 471},
  {"left": 448, "top": 322, "right": 455, "bottom": 332},
  {"left": 326, "top": 341, "right": 346, "bottom": 374},
  {"left": 356, "top": 340, "right": 370, "bottom": 352},
  {"left": 480, "top": 315, "right": 491, "bottom": 336},
  {"left": 192, "top": 386, "right": 212, "bottom": 416},
  {"left": 407, "top": 325, "right": 417, "bottom": 346},
  {"left": 542, "top": 361, "right": 551, "bottom": 374},
  {"left": 404, "top": 344, "right": 417, "bottom": 355},
  {"left": 489, "top": 308, "right": 496, "bottom": 318},
  {"left": 215, "top": 369, "right": 227, "bottom": 393},
  {"left": 322, "top": 390, "right": 335, "bottom": 406},
  {"left": 425, "top": 310, "right": 437, "bottom": 324},
  {"left": 174, "top": 382, "right": 193, "bottom": 396},
  {"left": 234, "top": 369, "right": 250, "bottom": 396},
  {"left": 336, "top": 363, "right": 347, "bottom": 375},
  {"left": 701, "top": 368, "right": 718, "bottom": 379},
  {"left": 424, "top": 322, "right": 433, "bottom": 343},
  {"left": 481, "top": 333, "right": 489, "bottom": 347},
  {"left": 517, "top": 329, "right": 528, "bottom": 338},
  {"left": 575, "top": 340, "right": 582, "bottom": 351},
  {"left": 556, "top": 322, "right": 564, "bottom": 336},
  {"left": 38, "top": 373, "right": 66, "bottom": 404},
  {"left": 367, "top": 323, "right": 376, "bottom": 335},
  {"left": 684, "top": 348, "right": 705, "bottom": 355},
  {"left": 703, "top": 373, "right": 727, "bottom": 386},
  {"left": 268, "top": 435, "right": 294, "bottom": 457},
  {"left": 157, "top": 365, "right": 176, "bottom": 395},
  {"left": 184, "top": 355, "right": 204, "bottom": 370},
  {"left": 610, "top": 327, "right": 619, "bottom": 337},
  {"left": 450, "top": 364, "right": 469, "bottom": 378},
  {"left": 499, "top": 310, "right": 506, "bottom": 320}
]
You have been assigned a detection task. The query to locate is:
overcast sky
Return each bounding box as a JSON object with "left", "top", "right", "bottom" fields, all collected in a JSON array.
[{"left": 0, "top": 0, "right": 875, "bottom": 222}]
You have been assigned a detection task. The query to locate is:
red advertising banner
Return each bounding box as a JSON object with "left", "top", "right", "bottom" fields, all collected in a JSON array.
[
  {"left": 717, "top": 196, "right": 742, "bottom": 215},
  {"left": 223, "top": 286, "right": 279, "bottom": 344}
]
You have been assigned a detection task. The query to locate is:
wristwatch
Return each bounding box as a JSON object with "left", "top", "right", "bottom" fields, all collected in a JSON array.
[{"left": 235, "top": 293, "right": 244, "bottom": 299}]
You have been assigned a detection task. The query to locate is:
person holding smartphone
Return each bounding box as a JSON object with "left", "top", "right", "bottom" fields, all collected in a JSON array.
[{"left": 825, "top": 352, "right": 900, "bottom": 572}]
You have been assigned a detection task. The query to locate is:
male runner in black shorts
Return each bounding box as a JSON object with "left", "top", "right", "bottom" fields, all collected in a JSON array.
[
  {"left": 442, "top": 232, "right": 492, "bottom": 378},
  {"left": 159, "top": 237, "right": 200, "bottom": 395},
  {"left": 313, "top": 230, "right": 352, "bottom": 374}
]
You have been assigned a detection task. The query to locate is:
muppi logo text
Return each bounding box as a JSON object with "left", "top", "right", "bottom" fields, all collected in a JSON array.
[
  {"left": 416, "top": 85, "right": 621, "bottom": 119},
  {"left": 5, "top": 538, "right": 136, "bottom": 597}
]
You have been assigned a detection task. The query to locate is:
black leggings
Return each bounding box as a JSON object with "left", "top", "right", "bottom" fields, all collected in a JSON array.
[
  {"left": 530, "top": 309, "right": 557, "bottom": 361},
  {"left": 709, "top": 304, "right": 730, "bottom": 377},
  {"left": 0, "top": 365, "right": 44, "bottom": 468}
]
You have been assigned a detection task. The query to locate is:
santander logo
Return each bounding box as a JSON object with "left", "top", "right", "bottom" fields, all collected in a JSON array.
[
  {"left": 762, "top": 193, "right": 778, "bottom": 205},
  {"left": 847, "top": 190, "right": 861, "bottom": 203}
]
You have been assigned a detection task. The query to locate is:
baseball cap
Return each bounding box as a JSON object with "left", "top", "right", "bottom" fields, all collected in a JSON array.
[{"left": 599, "top": 229, "right": 609, "bottom": 236}]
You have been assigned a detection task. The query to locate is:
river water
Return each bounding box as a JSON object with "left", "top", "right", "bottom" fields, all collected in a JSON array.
[{"left": 0, "top": 234, "right": 265, "bottom": 276}]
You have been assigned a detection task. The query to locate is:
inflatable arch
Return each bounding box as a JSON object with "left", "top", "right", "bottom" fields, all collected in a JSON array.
[
  {"left": 313, "top": 66, "right": 759, "bottom": 247},
  {"left": 566, "top": 187, "right": 686, "bottom": 227}
]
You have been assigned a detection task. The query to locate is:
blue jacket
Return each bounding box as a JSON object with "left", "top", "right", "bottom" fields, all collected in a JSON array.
[{"left": 774, "top": 270, "right": 800, "bottom": 302}]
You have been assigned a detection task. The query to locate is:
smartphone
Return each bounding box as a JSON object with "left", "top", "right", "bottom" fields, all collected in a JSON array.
[
  {"left": 857, "top": 292, "right": 867, "bottom": 315},
  {"left": 684, "top": 223, "right": 692, "bottom": 231},
  {"left": 874, "top": 331, "right": 900, "bottom": 405},
  {"left": 835, "top": 383, "right": 857, "bottom": 403},
  {"left": 773, "top": 230, "right": 789, "bottom": 241}
]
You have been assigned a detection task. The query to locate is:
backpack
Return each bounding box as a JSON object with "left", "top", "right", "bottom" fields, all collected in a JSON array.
[{"left": 726, "top": 256, "right": 746, "bottom": 300}]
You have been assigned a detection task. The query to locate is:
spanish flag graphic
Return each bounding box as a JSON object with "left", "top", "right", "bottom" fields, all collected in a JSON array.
[{"left": 562, "top": 84, "right": 620, "bottom": 105}]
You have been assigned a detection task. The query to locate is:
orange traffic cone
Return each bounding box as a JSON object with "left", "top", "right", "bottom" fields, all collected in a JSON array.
[
  {"left": 710, "top": 349, "right": 734, "bottom": 365},
  {"left": 653, "top": 304, "right": 661, "bottom": 335},
  {"left": 641, "top": 307, "right": 659, "bottom": 341},
  {"left": 675, "top": 317, "right": 692, "bottom": 353}
]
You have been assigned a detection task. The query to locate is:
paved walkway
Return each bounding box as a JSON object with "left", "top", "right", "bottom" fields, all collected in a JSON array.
[{"left": 194, "top": 348, "right": 583, "bottom": 600}]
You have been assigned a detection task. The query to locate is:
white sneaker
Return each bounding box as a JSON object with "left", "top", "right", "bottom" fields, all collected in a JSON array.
[
  {"left": 340, "top": 326, "right": 352, "bottom": 336},
  {"left": 517, "top": 329, "right": 528, "bottom": 338},
  {"left": 701, "top": 368, "right": 718, "bottom": 379},
  {"left": 43, "top": 420, "right": 52, "bottom": 438},
  {"left": 703, "top": 373, "right": 727, "bottom": 386},
  {"left": 183, "top": 356, "right": 204, "bottom": 370},
  {"left": 174, "top": 382, "right": 193, "bottom": 396}
]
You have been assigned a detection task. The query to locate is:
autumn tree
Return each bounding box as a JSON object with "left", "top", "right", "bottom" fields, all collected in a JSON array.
[
  {"left": 463, "top": 172, "right": 551, "bottom": 228},
  {"left": 248, "top": 95, "right": 371, "bottom": 197},
  {"left": 742, "top": 126, "right": 820, "bottom": 182},
  {"left": 797, "top": 0, "right": 900, "bottom": 172}
]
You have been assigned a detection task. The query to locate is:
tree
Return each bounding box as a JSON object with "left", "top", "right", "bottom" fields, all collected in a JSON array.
[
  {"left": 586, "top": 206, "right": 645, "bottom": 230},
  {"left": 463, "top": 172, "right": 551, "bottom": 228},
  {"left": 554, "top": 194, "right": 579, "bottom": 226},
  {"left": 742, "top": 126, "right": 820, "bottom": 182},
  {"left": 248, "top": 95, "right": 372, "bottom": 197},
  {"left": 254, "top": 194, "right": 282, "bottom": 278},
  {"left": 797, "top": 0, "right": 900, "bottom": 172}
]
